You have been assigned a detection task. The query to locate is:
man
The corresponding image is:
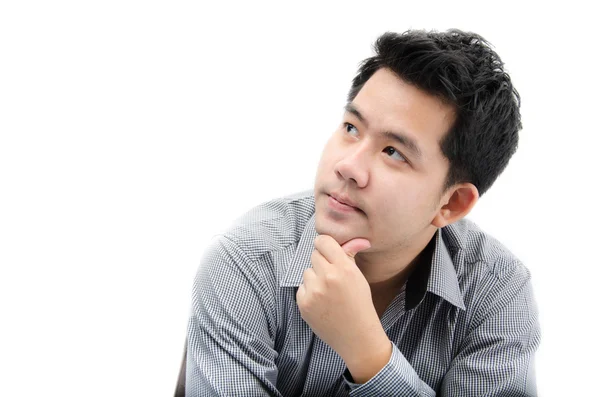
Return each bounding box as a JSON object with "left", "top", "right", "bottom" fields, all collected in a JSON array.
[{"left": 184, "top": 29, "right": 541, "bottom": 396}]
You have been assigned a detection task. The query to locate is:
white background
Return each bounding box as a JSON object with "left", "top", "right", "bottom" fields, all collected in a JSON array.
[{"left": 1, "top": 1, "right": 598, "bottom": 395}]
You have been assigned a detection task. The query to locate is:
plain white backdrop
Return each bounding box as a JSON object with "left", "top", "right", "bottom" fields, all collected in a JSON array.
[{"left": 1, "top": 1, "right": 598, "bottom": 395}]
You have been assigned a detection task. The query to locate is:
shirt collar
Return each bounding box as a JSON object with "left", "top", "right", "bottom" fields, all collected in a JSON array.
[
  {"left": 281, "top": 213, "right": 466, "bottom": 311},
  {"left": 281, "top": 213, "right": 319, "bottom": 288},
  {"left": 414, "top": 227, "right": 466, "bottom": 311}
]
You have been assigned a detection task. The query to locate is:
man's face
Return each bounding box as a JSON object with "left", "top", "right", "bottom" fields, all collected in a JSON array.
[{"left": 313, "top": 67, "right": 456, "bottom": 255}]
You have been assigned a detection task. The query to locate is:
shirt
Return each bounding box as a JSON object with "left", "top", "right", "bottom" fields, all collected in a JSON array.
[{"left": 186, "top": 189, "right": 541, "bottom": 396}]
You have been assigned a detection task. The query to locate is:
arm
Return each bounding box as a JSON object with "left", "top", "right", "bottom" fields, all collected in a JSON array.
[
  {"left": 299, "top": 234, "right": 436, "bottom": 396},
  {"left": 342, "top": 344, "right": 436, "bottom": 396},
  {"left": 440, "top": 264, "right": 541, "bottom": 396},
  {"left": 342, "top": 264, "right": 540, "bottom": 397},
  {"left": 185, "top": 235, "right": 282, "bottom": 397}
]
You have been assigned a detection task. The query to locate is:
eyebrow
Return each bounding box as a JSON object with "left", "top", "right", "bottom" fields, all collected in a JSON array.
[{"left": 344, "top": 103, "right": 423, "bottom": 160}]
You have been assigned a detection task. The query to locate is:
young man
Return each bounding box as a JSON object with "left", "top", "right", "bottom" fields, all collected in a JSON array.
[{"left": 184, "top": 29, "right": 541, "bottom": 396}]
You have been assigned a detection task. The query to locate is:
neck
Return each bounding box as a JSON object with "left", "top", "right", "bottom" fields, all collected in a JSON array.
[{"left": 354, "top": 228, "right": 437, "bottom": 293}]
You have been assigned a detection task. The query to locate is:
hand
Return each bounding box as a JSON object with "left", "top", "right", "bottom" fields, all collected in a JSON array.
[{"left": 296, "top": 234, "right": 392, "bottom": 382}]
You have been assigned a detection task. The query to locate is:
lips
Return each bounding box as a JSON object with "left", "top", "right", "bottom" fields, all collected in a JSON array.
[{"left": 328, "top": 192, "right": 361, "bottom": 211}]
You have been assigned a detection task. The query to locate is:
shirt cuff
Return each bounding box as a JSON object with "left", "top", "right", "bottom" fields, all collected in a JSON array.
[{"left": 343, "top": 342, "right": 435, "bottom": 397}]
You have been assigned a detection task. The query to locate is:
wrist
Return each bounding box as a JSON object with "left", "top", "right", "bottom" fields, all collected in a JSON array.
[{"left": 343, "top": 333, "right": 392, "bottom": 384}]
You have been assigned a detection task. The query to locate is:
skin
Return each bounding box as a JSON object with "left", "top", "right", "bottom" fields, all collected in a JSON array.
[{"left": 296, "top": 67, "right": 479, "bottom": 384}]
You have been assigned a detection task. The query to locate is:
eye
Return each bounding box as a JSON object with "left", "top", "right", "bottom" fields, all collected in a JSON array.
[
  {"left": 344, "top": 122, "right": 359, "bottom": 137},
  {"left": 344, "top": 122, "right": 408, "bottom": 163},
  {"left": 384, "top": 146, "right": 407, "bottom": 162}
]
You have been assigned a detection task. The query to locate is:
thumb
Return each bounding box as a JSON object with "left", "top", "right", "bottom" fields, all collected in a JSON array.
[{"left": 341, "top": 238, "right": 371, "bottom": 259}]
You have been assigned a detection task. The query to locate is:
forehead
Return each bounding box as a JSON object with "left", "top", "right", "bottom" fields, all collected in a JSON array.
[{"left": 352, "top": 68, "right": 456, "bottom": 161}]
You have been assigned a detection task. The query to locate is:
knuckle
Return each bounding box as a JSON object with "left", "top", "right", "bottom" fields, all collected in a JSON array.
[
  {"left": 296, "top": 290, "right": 308, "bottom": 308},
  {"left": 311, "top": 250, "right": 319, "bottom": 261},
  {"left": 302, "top": 268, "right": 314, "bottom": 281},
  {"left": 298, "top": 296, "right": 309, "bottom": 309},
  {"left": 315, "top": 234, "right": 327, "bottom": 247},
  {"left": 324, "top": 272, "right": 339, "bottom": 285},
  {"left": 299, "top": 294, "right": 315, "bottom": 311}
]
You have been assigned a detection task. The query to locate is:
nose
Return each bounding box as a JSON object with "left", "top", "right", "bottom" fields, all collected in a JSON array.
[{"left": 333, "top": 142, "right": 370, "bottom": 188}]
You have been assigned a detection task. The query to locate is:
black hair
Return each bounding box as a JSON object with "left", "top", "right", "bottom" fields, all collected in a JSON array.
[{"left": 348, "top": 29, "right": 521, "bottom": 196}]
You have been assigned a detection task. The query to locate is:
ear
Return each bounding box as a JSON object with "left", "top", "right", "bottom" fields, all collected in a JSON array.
[{"left": 431, "top": 183, "right": 479, "bottom": 228}]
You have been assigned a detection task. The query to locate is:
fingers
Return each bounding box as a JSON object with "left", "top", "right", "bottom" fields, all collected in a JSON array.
[
  {"left": 315, "top": 234, "right": 368, "bottom": 266},
  {"left": 310, "top": 248, "right": 327, "bottom": 277},
  {"left": 302, "top": 267, "right": 317, "bottom": 286},
  {"left": 297, "top": 267, "right": 317, "bottom": 306},
  {"left": 296, "top": 283, "right": 305, "bottom": 301},
  {"left": 314, "top": 235, "right": 337, "bottom": 264},
  {"left": 340, "top": 238, "right": 371, "bottom": 259}
]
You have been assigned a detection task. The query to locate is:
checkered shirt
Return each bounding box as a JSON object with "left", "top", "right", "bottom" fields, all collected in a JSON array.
[{"left": 186, "top": 189, "right": 540, "bottom": 396}]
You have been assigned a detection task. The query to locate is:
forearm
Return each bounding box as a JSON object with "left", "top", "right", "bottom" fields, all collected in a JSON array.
[
  {"left": 342, "top": 329, "right": 393, "bottom": 384},
  {"left": 343, "top": 343, "right": 436, "bottom": 397}
]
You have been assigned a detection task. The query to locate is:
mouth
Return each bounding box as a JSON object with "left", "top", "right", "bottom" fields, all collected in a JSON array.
[{"left": 327, "top": 194, "right": 363, "bottom": 214}]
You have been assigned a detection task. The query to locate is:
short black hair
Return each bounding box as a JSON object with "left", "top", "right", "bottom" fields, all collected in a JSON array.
[{"left": 348, "top": 29, "right": 521, "bottom": 197}]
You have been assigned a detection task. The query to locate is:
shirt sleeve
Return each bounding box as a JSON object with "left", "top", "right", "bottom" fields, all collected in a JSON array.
[
  {"left": 342, "top": 262, "right": 541, "bottom": 397},
  {"left": 439, "top": 263, "right": 541, "bottom": 396},
  {"left": 185, "top": 235, "right": 282, "bottom": 397},
  {"left": 343, "top": 343, "right": 436, "bottom": 396}
]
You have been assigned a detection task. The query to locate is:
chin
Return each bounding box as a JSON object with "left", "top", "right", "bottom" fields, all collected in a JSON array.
[{"left": 315, "top": 215, "right": 352, "bottom": 245}]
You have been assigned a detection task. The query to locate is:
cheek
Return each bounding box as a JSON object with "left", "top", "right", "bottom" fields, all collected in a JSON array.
[
  {"left": 317, "top": 140, "right": 341, "bottom": 172},
  {"left": 406, "top": 169, "right": 445, "bottom": 207},
  {"left": 408, "top": 188, "right": 434, "bottom": 210},
  {"left": 378, "top": 179, "right": 438, "bottom": 219}
]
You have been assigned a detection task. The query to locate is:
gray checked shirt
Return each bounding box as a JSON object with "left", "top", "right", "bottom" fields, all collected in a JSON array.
[{"left": 186, "top": 189, "right": 541, "bottom": 396}]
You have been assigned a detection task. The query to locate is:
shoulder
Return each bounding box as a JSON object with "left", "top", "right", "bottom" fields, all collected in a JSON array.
[
  {"left": 442, "top": 222, "right": 541, "bottom": 368},
  {"left": 197, "top": 189, "right": 315, "bottom": 287},
  {"left": 445, "top": 218, "right": 530, "bottom": 282},
  {"left": 194, "top": 189, "right": 315, "bottom": 310},
  {"left": 444, "top": 219, "right": 536, "bottom": 327},
  {"left": 220, "top": 189, "right": 315, "bottom": 262}
]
